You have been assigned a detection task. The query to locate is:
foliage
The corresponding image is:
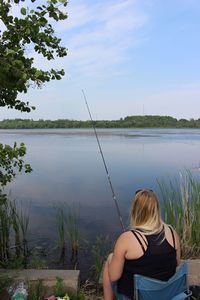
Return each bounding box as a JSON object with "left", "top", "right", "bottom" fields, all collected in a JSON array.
[
  {"left": 76, "top": 289, "right": 86, "bottom": 300},
  {"left": 29, "top": 256, "right": 48, "bottom": 269},
  {"left": 0, "top": 275, "right": 13, "bottom": 295},
  {"left": 158, "top": 170, "right": 200, "bottom": 258},
  {"left": 0, "top": 142, "right": 32, "bottom": 189},
  {"left": 1, "top": 116, "right": 200, "bottom": 128},
  {"left": 66, "top": 206, "right": 80, "bottom": 254},
  {"left": 0, "top": 0, "right": 67, "bottom": 112},
  {"left": 92, "top": 235, "right": 111, "bottom": 287},
  {"left": 28, "top": 280, "right": 46, "bottom": 300},
  {"left": 56, "top": 206, "right": 66, "bottom": 262},
  {"left": 0, "top": 193, "right": 30, "bottom": 268},
  {"left": 54, "top": 276, "right": 65, "bottom": 297}
]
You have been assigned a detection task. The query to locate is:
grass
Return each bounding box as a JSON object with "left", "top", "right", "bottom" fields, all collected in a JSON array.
[
  {"left": 54, "top": 203, "right": 82, "bottom": 269},
  {"left": 18, "top": 204, "right": 30, "bottom": 260},
  {"left": 28, "top": 280, "right": 46, "bottom": 300},
  {"left": 0, "top": 193, "right": 11, "bottom": 263},
  {"left": 10, "top": 200, "right": 21, "bottom": 258},
  {"left": 0, "top": 192, "right": 30, "bottom": 268},
  {"left": 65, "top": 204, "right": 80, "bottom": 269},
  {"left": 92, "top": 235, "right": 111, "bottom": 289},
  {"left": 56, "top": 206, "right": 66, "bottom": 263},
  {"left": 54, "top": 276, "right": 66, "bottom": 297},
  {"left": 158, "top": 170, "right": 200, "bottom": 258},
  {"left": 0, "top": 275, "right": 13, "bottom": 295}
]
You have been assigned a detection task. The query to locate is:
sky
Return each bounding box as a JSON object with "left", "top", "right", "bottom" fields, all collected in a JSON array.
[{"left": 1, "top": 0, "right": 200, "bottom": 121}]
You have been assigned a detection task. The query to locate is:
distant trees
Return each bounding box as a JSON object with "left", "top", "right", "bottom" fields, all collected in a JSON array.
[{"left": 1, "top": 116, "right": 200, "bottom": 129}]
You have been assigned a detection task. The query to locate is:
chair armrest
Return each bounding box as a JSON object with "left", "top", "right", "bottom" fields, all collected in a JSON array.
[{"left": 171, "top": 290, "right": 192, "bottom": 300}]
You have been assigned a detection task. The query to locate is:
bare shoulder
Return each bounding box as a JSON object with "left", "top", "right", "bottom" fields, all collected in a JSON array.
[
  {"left": 164, "top": 223, "right": 179, "bottom": 236},
  {"left": 116, "top": 230, "right": 147, "bottom": 259},
  {"left": 115, "top": 230, "right": 140, "bottom": 249},
  {"left": 164, "top": 223, "right": 180, "bottom": 248},
  {"left": 116, "top": 231, "right": 133, "bottom": 245},
  {"left": 116, "top": 230, "right": 135, "bottom": 242}
]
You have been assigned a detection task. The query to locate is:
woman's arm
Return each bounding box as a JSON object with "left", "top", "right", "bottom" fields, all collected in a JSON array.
[{"left": 108, "top": 233, "right": 127, "bottom": 282}]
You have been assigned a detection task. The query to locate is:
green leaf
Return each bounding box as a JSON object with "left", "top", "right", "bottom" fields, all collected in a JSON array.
[{"left": 20, "top": 7, "right": 26, "bottom": 15}]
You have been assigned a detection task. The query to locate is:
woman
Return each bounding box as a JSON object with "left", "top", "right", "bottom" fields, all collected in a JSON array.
[{"left": 103, "top": 189, "right": 180, "bottom": 300}]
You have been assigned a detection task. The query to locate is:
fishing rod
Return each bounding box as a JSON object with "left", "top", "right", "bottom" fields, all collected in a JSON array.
[{"left": 82, "top": 89, "right": 125, "bottom": 232}]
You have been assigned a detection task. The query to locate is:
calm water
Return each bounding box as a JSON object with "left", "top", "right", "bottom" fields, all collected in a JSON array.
[{"left": 1, "top": 128, "right": 200, "bottom": 271}]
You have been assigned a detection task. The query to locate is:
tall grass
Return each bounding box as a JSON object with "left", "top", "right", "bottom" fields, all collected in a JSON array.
[
  {"left": 158, "top": 170, "right": 200, "bottom": 258},
  {"left": 55, "top": 203, "right": 81, "bottom": 268},
  {"left": 92, "top": 235, "right": 111, "bottom": 289},
  {"left": 28, "top": 280, "right": 46, "bottom": 300},
  {"left": 10, "top": 201, "right": 21, "bottom": 258},
  {"left": 0, "top": 192, "right": 30, "bottom": 268},
  {"left": 18, "top": 205, "right": 30, "bottom": 267},
  {"left": 56, "top": 207, "right": 66, "bottom": 263},
  {"left": 65, "top": 204, "right": 80, "bottom": 269},
  {"left": 0, "top": 193, "right": 11, "bottom": 263}
]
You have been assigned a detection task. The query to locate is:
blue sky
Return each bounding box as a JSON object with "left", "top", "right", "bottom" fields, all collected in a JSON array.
[{"left": 1, "top": 0, "right": 200, "bottom": 120}]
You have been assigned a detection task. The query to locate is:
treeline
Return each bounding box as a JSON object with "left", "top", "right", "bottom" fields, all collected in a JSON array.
[{"left": 0, "top": 116, "right": 200, "bottom": 129}]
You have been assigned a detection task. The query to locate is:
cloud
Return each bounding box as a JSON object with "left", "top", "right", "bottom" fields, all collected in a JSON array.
[
  {"left": 56, "top": 0, "right": 149, "bottom": 78},
  {"left": 1, "top": 0, "right": 149, "bottom": 80}
]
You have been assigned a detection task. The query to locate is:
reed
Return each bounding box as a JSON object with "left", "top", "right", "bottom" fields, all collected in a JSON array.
[
  {"left": 28, "top": 280, "right": 46, "bottom": 300},
  {"left": 56, "top": 206, "right": 66, "bottom": 263},
  {"left": 65, "top": 204, "right": 80, "bottom": 269},
  {"left": 0, "top": 193, "right": 30, "bottom": 268},
  {"left": 158, "top": 170, "right": 200, "bottom": 258},
  {"left": 0, "top": 193, "right": 11, "bottom": 263},
  {"left": 92, "top": 235, "right": 111, "bottom": 289},
  {"left": 18, "top": 205, "right": 30, "bottom": 267},
  {"left": 54, "top": 276, "right": 66, "bottom": 297},
  {"left": 10, "top": 200, "right": 21, "bottom": 258}
]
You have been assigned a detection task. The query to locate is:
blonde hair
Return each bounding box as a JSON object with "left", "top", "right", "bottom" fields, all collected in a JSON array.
[{"left": 130, "top": 189, "right": 163, "bottom": 234}]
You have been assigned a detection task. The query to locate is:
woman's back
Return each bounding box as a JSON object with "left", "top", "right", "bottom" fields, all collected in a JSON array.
[{"left": 117, "top": 226, "right": 177, "bottom": 298}]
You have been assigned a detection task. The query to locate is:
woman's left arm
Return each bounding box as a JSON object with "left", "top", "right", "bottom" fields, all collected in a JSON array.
[{"left": 108, "top": 233, "right": 127, "bottom": 282}]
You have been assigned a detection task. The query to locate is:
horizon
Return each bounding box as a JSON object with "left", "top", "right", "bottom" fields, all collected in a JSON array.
[
  {"left": 1, "top": 0, "right": 200, "bottom": 120},
  {"left": 0, "top": 114, "right": 199, "bottom": 122}
]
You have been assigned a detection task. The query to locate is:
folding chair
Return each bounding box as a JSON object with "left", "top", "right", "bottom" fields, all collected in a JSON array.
[{"left": 134, "top": 262, "right": 192, "bottom": 300}]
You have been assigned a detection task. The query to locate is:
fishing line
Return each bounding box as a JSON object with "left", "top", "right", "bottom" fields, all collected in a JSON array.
[{"left": 82, "top": 89, "right": 125, "bottom": 232}]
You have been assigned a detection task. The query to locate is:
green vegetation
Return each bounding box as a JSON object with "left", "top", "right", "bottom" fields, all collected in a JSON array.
[
  {"left": 29, "top": 256, "right": 48, "bottom": 270},
  {"left": 54, "top": 277, "right": 66, "bottom": 297},
  {"left": 65, "top": 205, "right": 80, "bottom": 269},
  {"left": 0, "top": 275, "right": 13, "bottom": 295},
  {"left": 158, "top": 171, "right": 200, "bottom": 258},
  {"left": 1, "top": 115, "right": 200, "bottom": 128},
  {"left": 0, "top": 194, "right": 30, "bottom": 268},
  {"left": 0, "top": 277, "right": 86, "bottom": 300},
  {"left": 56, "top": 206, "right": 66, "bottom": 263},
  {"left": 55, "top": 204, "right": 81, "bottom": 268},
  {"left": 28, "top": 280, "right": 46, "bottom": 300},
  {"left": 92, "top": 235, "right": 111, "bottom": 289},
  {"left": 0, "top": 0, "right": 67, "bottom": 112}
]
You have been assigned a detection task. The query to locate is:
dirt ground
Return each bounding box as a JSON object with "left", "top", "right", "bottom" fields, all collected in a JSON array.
[
  {"left": 85, "top": 296, "right": 103, "bottom": 300},
  {"left": 84, "top": 284, "right": 104, "bottom": 300}
]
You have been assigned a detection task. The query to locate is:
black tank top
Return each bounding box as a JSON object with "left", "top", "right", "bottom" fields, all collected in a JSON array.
[{"left": 117, "top": 226, "right": 177, "bottom": 299}]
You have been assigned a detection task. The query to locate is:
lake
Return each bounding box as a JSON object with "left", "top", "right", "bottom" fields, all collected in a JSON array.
[{"left": 1, "top": 128, "right": 200, "bottom": 273}]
